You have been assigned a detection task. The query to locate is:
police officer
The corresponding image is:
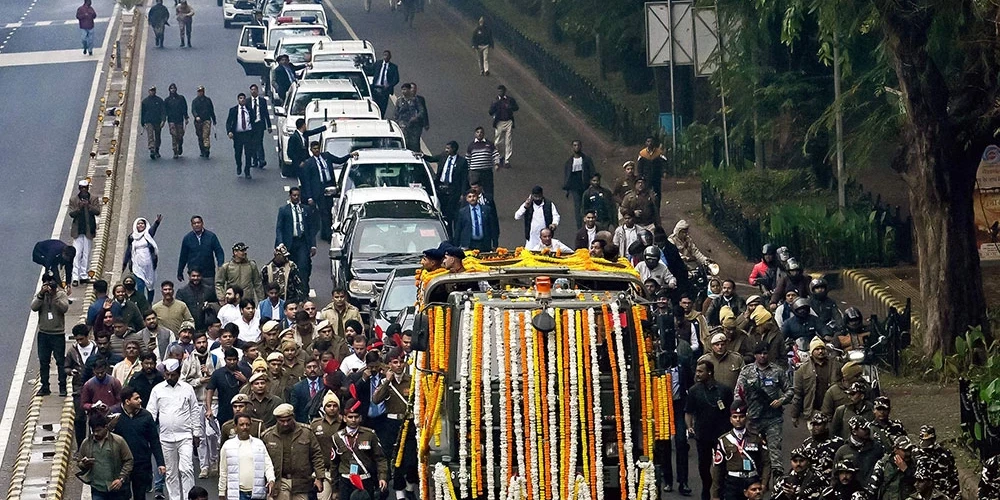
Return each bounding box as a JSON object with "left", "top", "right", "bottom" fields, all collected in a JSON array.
[
  {"left": 870, "top": 396, "right": 907, "bottom": 451},
  {"left": 190, "top": 85, "right": 216, "bottom": 158},
  {"left": 822, "top": 459, "right": 865, "bottom": 500},
  {"left": 867, "top": 435, "right": 917, "bottom": 500},
  {"left": 141, "top": 86, "right": 166, "bottom": 159},
  {"left": 686, "top": 358, "right": 735, "bottom": 500},
  {"left": 247, "top": 372, "right": 284, "bottom": 428},
  {"left": 800, "top": 412, "right": 845, "bottom": 478},
  {"left": 331, "top": 398, "right": 388, "bottom": 500},
  {"left": 262, "top": 403, "right": 326, "bottom": 500},
  {"left": 220, "top": 393, "right": 264, "bottom": 447},
  {"left": 710, "top": 405, "right": 769, "bottom": 500},
  {"left": 907, "top": 467, "right": 949, "bottom": 500},
  {"left": 734, "top": 340, "right": 792, "bottom": 483},
  {"left": 371, "top": 348, "right": 418, "bottom": 498},
  {"left": 832, "top": 382, "right": 874, "bottom": 441},
  {"left": 164, "top": 83, "right": 188, "bottom": 158},
  {"left": 833, "top": 417, "right": 885, "bottom": 487},
  {"left": 772, "top": 447, "right": 825, "bottom": 500},
  {"left": 914, "top": 425, "right": 959, "bottom": 500},
  {"left": 311, "top": 392, "right": 343, "bottom": 500}
]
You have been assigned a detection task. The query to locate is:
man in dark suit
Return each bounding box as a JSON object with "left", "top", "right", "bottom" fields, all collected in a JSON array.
[
  {"left": 284, "top": 118, "right": 327, "bottom": 179},
  {"left": 300, "top": 141, "right": 355, "bottom": 241},
  {"left": 370, "top": 50, "right": 399, "bottom": 119},
  {"left": 467, "top": 179, "right": 500, "bottom": 246},
  {"left": 562, "top": 139, "right": 596, "bottom": 228},
  {"left": 275, "top": 187, "right": 317, "bottom": 291},
  {"left": 225, "top": 93, "right": 257, "bottom": 179},
  {"left": 272, "top": 54, "right": 302, "bottom": 106},
  {"left": 247, "top": 84, "right": 271, "bottom": 169},
  {"left": 451, "top": 190, "right": 497, "bottom": 252},
  {"left": 423, "top": 141, "right": 468, "bottom": 229},
  {"left": 288, "top": 358, "right": 323, "bottom": 423}
]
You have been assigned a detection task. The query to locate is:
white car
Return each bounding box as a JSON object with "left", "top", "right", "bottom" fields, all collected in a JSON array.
[
  {"left": 330, "top": 187, "right": 435, "bottom": 248},
  {"left": 223, "top": 0, "right": 256, "bottom": 28},
  {"left": 321, "top": 119, "right": 406, "bottom": 180},
  {"left": 236, "top": 18, "right": 327, "bottom": 78},
  {"left": 302, "top": 61, "right": 372, "bottom": 98},
  {"left": 331, "top": 149, "right": 440, "bottom": 209},
  {"left": 276, "top": 79, "right": 363, "bottom": 167},
  {"left": 266, "top": 34, "right": 330, "bottom": 71},
  {"left": 304, "top": 99, "right": 381, "bottom": 130},
  {"left": 311, "top": 40, "right": 376, "bottom": 81},
  {"left": 278, "top": 2, "right": 330, "bottom": 33}
]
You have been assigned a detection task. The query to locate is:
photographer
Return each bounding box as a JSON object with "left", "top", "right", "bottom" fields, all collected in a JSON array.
[
  {"left": 68, "top": 179, "right": 101, "bottom": 286},
  {"left": 31, "top": 273, "right": 70, "bottom": 397}
]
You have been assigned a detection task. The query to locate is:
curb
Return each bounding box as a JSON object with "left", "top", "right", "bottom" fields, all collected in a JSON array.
[{"left": 840, "top": 268, "right": 923, "bottom": 339}]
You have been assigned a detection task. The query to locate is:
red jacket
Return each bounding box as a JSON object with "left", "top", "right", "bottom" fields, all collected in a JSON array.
[
  {"left": 76, "top": 4, "right": 97, "bottom": 30},
  {"left": 748, "top": 260, "right": 772, "bottom": 286}
]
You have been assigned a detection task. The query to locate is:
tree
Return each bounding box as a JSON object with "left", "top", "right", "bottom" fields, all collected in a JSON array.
[{"left": 739, "top": 0, "right": 995, "bottom": 354}]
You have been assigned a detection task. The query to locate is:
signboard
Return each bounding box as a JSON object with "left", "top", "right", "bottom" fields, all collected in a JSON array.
[
  {"left": 645, "top": 1, "right": 719, "bottom": 73},
  {"left": 974, "top": 145, "right": 1000, "bottom": 260},
  {"left": 694, "top": 8, "right": 719, "bottom": 76}
]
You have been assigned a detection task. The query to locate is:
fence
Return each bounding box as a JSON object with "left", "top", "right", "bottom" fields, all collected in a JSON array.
[
  {"left": 444, "top": 0, "right": 647, "bottom": 144},
  {"left": 868, "top": 299, "right": 912, "bottom": 376},
  {"left": 700, "top": 179, "right": 914, "bottom": 269},
  {"left": 959, "top": 377, "right": 1000, "bottom": 460}
]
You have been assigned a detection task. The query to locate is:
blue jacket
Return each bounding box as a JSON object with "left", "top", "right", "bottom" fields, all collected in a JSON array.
[
  {"left": 275, "top": 203, "right": 317, "bottom": 249},
  {"left": 258, "top": 298, "right": 286, "bottom": 321},
  {"left": 289, "top": 377, "right": 321, "bottom": 423},
  {"left": 176, "top": 229, "right": 225, "bottom": 280}
]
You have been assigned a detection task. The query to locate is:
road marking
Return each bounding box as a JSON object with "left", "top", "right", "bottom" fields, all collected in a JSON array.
[
  {"left": 0, "top": 1, "right": 119, "bottom": 469},
  {"left": 322, "top": 0, "right": 428, "bottom": 154},
  {"left": 1, "top": 0, "right": 39, "bottom": 53},
  {"left": 0, "top": 48, "right": 105, "bottom": 67},
  {"left": 2, "top": 18, "right": 109, "bottom": 28},
  {"left": 34, "top": 20, "right": 51, "bottom": 26}
]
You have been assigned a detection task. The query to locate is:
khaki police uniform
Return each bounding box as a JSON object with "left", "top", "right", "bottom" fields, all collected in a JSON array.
[{"left": 310, "top": 416, "right": 343, "bottom": 500}]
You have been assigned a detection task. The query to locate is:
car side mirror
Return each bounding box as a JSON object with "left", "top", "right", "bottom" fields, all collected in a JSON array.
[{"left": 274, "top": 106, "right": 286, "bottom": 117}]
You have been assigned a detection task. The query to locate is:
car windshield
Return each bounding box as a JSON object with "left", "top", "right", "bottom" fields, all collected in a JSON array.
[
  {"left": 314, "top": 53, "right": 375, "bottom": 70},
  {"left": 343, "top": 162, "right": 433, "bottom": 195},
  {"left": 278, "top": 43, "right": 315, "bottom": 64},
  {"left": 289, "top": 91, "right": 361, "bottom": 114},
  {"left": 302, "top": 71, "right": 369, "bottom": 96},
  {"left": 325, "top": 137, "right": 404, "bottom": 157},
  {"left": 382, "top": 275, "right": 418, "bottom": 312},
  {"left": 268, "top": 27, "right": 325, "bottom": 51},
  {"left": 351, "top": 220, "right": 446, "bottom": 258}
]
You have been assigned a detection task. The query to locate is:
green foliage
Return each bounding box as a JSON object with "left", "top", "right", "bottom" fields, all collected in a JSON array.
[
  {"left": 766, "top": 203, "right": 895, "bottom": 267},
  {"left": 699, "top": 164, "right": 812, "bottom": 216},
  {"left": 933, "top": 327, "right": 1000, "bottom": 435}
]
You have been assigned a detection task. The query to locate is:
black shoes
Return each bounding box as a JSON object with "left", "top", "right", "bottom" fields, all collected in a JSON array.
[
  {"left": 36, "top": 387, "right": 51, "bottom": 397},
  {"left": 59, "top": 387, "right": 68, "bottom": 397},
  {"left": 678, "top": 483, "right": 692, "bottom": 496}
]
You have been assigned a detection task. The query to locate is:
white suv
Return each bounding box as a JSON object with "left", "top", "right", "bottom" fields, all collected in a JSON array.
[
  {"left": 223, "top": 0, "right": 256, "bottom": 28},
  {"left": 331, "top": 149, "right": 440, "bottom": 209},
  {"left": 276, "top": 79, "right": 363, "bottom": 168}
]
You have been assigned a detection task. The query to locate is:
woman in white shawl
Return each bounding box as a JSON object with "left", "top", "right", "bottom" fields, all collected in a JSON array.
[{"left": 122, "top": 215, "right": 160, "bottom": 302}]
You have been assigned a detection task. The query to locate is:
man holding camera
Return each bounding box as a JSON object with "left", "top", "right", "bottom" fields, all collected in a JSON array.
[
  {"left": 31, "top": 273, "right": 70, "bottom": 396},
  {"left": 69, "top": 179, "right": 101, "bottom": 286}
]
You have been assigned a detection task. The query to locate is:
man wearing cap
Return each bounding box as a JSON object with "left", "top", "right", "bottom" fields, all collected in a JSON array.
[
  {"left": 141, "top": 86, "right": 167, "bottom": 159},
  {"left": 331, "top": 397, "right": 388, "bottom": 500},
  {"left": 800, "top": 412, "right": 844, "bottom": 478},
  {"left": 711, "top": 405, "right": 769, "bottom": 500},
  {"left": 290, "top": 358, "right": 323, "bottom": 423},
  {"left": 514, "top": 185, "right": 560, "bottom": 249},
  {"left": 147, "top": 358, "right": 200, "bottom": 500},
  {"left": 698, "top": 333, "right": 745, "bottom": 391},
  {"left": 870, "top": 396, "right": 907, "bottom": 451},
  {"left": 772, "top": 447, "right": 825, "bottom": 500},
  {"left": 913, "top": 425, "right": 959, "bottom": 499},
  {"left": 68, "top": 178, "right": 101, "bottom": 286},
  {"left": 867, "top": 436, "right": 917, "bottom": 500},
  {"left": 320, "top": 288, "right": 363, "bottom": 339},
  {"left": 263, "top": 403, "right": 326, "bottom": 500},
  {"left": 734, "top": 340, "right": 793, "bottom": 483},
  {"left": 443, "top": 246, "right": 467, "bottom": 274},
  {"left": 219, "top": 412, "right": 275, "bottom": 500},
  {"left": 221, "top": 394, "right": 266, "bottom": 446},
  {"left": 262, "top": 245, "right": 306, "bottom": 305},
  {"left": 217, "top": 242, "right": 264, "bottom": 303},
  {"left": 821, "top": 361, "right": 866, "bottom": 417},
  {"left": 822, "top": 459, "right": 865, "bottom": 500},
  {"left": 372, "top": 348, "right": 418, "bottom": 498},
  {"left": 164, "top": 83, "right": 189, "bottom": 158},
  {"left": 738, "top": 297, "right": 784, "bottom": 368},
  {"left": 908, "top": 467, "right": 949, "bottom": 500},
  {"left": 834, "top": 417, "right": 885, "bottom": 483},
  {"left": 685, "top": 359, "right": 734, "bottom": 500},
  {"left": 152, "top": 280, "right": 195, "bottom": 334},
  {"left": 191, "top": 85, "right": 216, "bottom": 158},
  {"left": 311, "top": 393, "right": 343, "bottom": 500},
  {"left": 247, "top": 371, "right": 283, "bottom": 427},
  {"left": 719, "top": 314, "right": 754, "bottom": 364},
  {"left": 831, "top": 382, "right": 874, "bottom": 441},
  {"left": 258, "top": 322, "right": 283, "bottom": 359},
  {"left": 264, "top": 351, "right": 295, "bottom": 401},
  {"left": 791, "top": 337, "right": 840, "bottom": 426}
]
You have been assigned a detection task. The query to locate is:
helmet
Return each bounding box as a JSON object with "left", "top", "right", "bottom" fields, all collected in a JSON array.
[
  {"left": 639, "top": 230, "right": 653, "bottom": 247},
  {"left": 844, "top": 307, "right": 863, "bottom": 321},
  {"left": 643, "top": 246, "right": 661, "bottom": 260},
  {"left": 792, "top": 297, "right": 811, "bottom": 311},
  {"left": 786, "top": 258, "right": 801, "bottom": 271},
  {"left": 810, "top": 278, "right": 827, "bottom": 291},
  {"left": 762, "top": 244, "right": 776, "bottom": 256},
  {"left": 776, "top": 246, "right": 791, "bottom": 262}
]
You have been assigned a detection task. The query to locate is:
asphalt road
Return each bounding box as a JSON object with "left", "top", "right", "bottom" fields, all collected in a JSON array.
[{"left": 0, "top": 0, "right": 116, "bottom": 476}]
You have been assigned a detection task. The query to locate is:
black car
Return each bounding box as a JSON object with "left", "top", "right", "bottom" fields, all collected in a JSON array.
[
  {"left": 330, "top": 200, "right": 447, "bottom": 318},
  {"left": 370, "top": 265, "right": 420, "bottom": 337}
]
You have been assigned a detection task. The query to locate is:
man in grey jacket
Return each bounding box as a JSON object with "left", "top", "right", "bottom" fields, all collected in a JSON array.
[{"left": 31, "top": 273, "right": 70, "bottom": 396}]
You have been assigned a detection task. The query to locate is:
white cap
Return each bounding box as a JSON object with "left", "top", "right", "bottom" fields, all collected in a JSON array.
[
  {"left": 162, "top": 358, "right": 180, "bottom": 372},
  {"left": 78, "top": 179, "right": 90, "bottom": 187}
]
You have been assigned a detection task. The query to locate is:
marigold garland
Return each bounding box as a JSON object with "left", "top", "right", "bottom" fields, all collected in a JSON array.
[
  {"left": 511, "top": 312, "right": 527, "bottom": 492},
  {"left": 546, "top": 326, "right": 560, "bottom": 500},
  {"left": 520, "top": 311, "right": 535, "bottom": 500},
  {"left": 586, "top": 308, "right": 605, "bottom": 500},
  {"left": 499, "top": 309, "right": 511, "bottom": 500},
  {"left": 567, "top": 309, "right": 580, "bottom": 500},
  {"left": 575, "top": 310, "right": 590, "bottom": 496},
  {"left": 610, "top": 302, "right": 636, "bottom": 500},
  {"left": 602, "top": 304, "right": 628, "bottom": 497},
  {"left": 631, "top": 305, "right": 653, "bottom": 456},
  {"left": 482, "top": 305, "right": 496, "bottom": 498}
]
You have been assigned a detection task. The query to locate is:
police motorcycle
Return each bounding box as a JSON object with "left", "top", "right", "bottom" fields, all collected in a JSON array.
[{"left": 826, "top": 322, "right": 884, "bottom": 397}]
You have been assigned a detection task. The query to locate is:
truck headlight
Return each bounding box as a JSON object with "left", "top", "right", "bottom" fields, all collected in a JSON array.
[{"left": 349, "top": 279, "right": 376, "bottom": 296}]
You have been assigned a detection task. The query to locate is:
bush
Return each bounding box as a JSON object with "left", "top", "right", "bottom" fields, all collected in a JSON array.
[
  {"left": 699, "top": 164, "right": 811, "bottom": 217},
  {"left": 766, "top": 203, "right": 897, "bottom": 268}
]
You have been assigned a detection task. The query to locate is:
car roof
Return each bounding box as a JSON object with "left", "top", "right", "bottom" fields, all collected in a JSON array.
[
  {"left": 324, "top": 119, "right": 402, "bottom": 136},
  {"left": 312, "top": 40, "right": 375, "bottom": 54},
  {"left": 277, "top": 35, "right": 329, "bottom": 47},
  {"left": 355, "top": 200, "right": 441, "bottom": 220},
  {"left": 291, "top": 79, "right": 359, "bottom": 92},
  {"left": 350, "top": 148, "right": 424, "bottom": 163},
  {"left": 306, "top": 61, "right": 365, "bottom": 72},
  {"left": 344, "top": 186, "right": 433, "bottom": 206},
  {"left": 304, "top": 99, "right": 380, "bottom": 119},
  {"left": 280, "top": 3, "right": 324, "bottom": 12}
]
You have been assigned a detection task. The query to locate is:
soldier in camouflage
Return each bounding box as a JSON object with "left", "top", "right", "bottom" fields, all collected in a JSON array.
[
  {"left": 914, "top": 425, "right": 959, "bottom": 499},
  {"left": 867, "top": 435, "right": 917, "bottom": 500},
  {"left": 822, "top": 459, "right": 866, "bottom": 500},
  {"left": 907, "top": 466, "right": 949, "bottom": 500},
  {"left": 734, "top": 341, "right": 793, "bottom": 483},
  {"left": 978, "top": 453, "right": 999, "bottom": 500},
  {"left": 870, "top": 396, "right": 907, "bottom": 451},
  {"left": 772, "top": 447, "right": 826, "bottom": 500},
  {"left": 801, "top": 412, "right": 845, "bottom": 478}
]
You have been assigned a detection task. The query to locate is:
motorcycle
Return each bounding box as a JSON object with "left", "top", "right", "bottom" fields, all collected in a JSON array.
[
  {"left": 826, "top": 335, "right": 885, "bottom": 397},
  {"left": 688, "top": 261, "right": 719, "bottom": 309}
]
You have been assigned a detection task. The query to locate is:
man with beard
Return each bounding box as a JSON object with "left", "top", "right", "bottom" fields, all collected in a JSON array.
[
  {"left": 217, "top": 242, "right": 264, "bottom": 303},
  {"left": 262, "top": 245, "right": 305, "bottom": 304},
  {"left": 834, "top": 417, "right": 885, "bottom": 484},
  {"left": 372, "top": 349, "right": 418, "bottom": 500},
  {"left": 869, "top": 396, "right": 908, "bottom": 452},
  {"left": 734, "top": 342, "right": 793, "bottom": 483},
  {"left": 831, "top": 383, "right": 874, "bottom": 441},
  {"left": 792, "top": 338, "right": 841, "bottom": 426},
  {"left": 685, "top": 359, "right": 734, "bottom": 500},
  {"left": 186, "top": 331, "right": 220, "bottom": 479},
  {"left": 152, "top": 280, "right": 194, "bottom": 335},
  {"left": 574, "top": 210, "right": 602, "bottom": 250},
  {"left": 138, "top": 309, "right": 176, "bottom": 360},
  {"left": 706, "top": 280, "right": 744, "bottom": 327},
  {"left": 206, "top": 348, "right": 248, "bottom": 426},
  {"left": 621, "top": 177, "right": 659, "bottom": 229},
  {"left": 164, "top": 83, "right": 188, "bottom": 158},
  {"left": 110, "top": 385, "right": 166, "bottom": 500},
  {"left": 220, "top": 393, "right": 266, "bottom": 446},
  {"left": 772, "top": 447, "right": 826, "bottom": 500},
  {"left": 75, "top": 414, "right": 134, "bottom": 500},
  {"left": 582, "top": 173, "right": 616, "bottom": 230},
  {"left": 147, "top": 358, "right": 200, "bottom": 500},
  {"left": 514, "top": 185, "right": 560, "bottom": 249},
  {"left": 128, "top": 353, "right": 164, "bottom": 409},
  {"left": 83, "top": 332, "right": 124, "bottom": 382},
  {"left": 800, "top": 413, "right": 845, "bottom": 479},
  {"left": 246, "top": 371, "right": 283, "bottom": 427},
  {"left": 822, "top": 460, "right": 866, "bottom": 500},
  {"left": 320, "top": 288, "right": 363, "bottom": 340},
  {"left": 217, "top": 285, "right": 244, "bottom": 327}
]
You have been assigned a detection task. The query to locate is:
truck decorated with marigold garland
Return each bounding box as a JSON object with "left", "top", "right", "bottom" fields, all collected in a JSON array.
[{"left": 405, "top": 248, "right": 676, "bottom": 500}]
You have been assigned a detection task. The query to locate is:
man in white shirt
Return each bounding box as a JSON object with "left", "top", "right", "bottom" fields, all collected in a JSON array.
[
  {"left": 147, "top": 358, "right": 200, "bottom": 500},
  {"left": 513, "top": 185, "right": 560, "bottom": 248},
  {"left": 612, "top": 212, "right": 651, "bottom": 257},
  {"left": 635, "top": 246, "right": 675, "bottom": 288},
  {"left": 235, "top": 298, "right": 262, "bottom": 344},
  {"left": 525, "top": 227, "right": 574, "bottom": 253},
  {"left": 339, "top": 334, "right": 369, "bottom": 375},
  {"left": 211, "top": 326, "right": 244, "bottom": 366},
  {"left": 218, "top": 285, "right": 245, "bottom": 327},
  {"left": 219, "top": 413, "right": 275, "bottom": 500}
]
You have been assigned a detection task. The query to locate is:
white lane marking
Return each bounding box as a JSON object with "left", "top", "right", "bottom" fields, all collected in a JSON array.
[
  {"left": 34, "top": 20, "right": 51, "bottom": 26},
  {"left": 2, "top": 17, "right": 110, "bottom": 28},
  {"left": 322, "top": 0, "right": 429, "bottom": 154},
  {"left": 0, "top": 48, "right": 105, "bottom": 67},
  {"left": 0, "top": 1, "right": 119, "bottom": 467}
]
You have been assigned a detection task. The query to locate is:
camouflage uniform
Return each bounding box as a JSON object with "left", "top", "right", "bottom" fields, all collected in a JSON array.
[
  {"left": 978, "top": 454, "right": 1000, "bottom": 500},
  {"left": 801, "top": 413, "right": 845, "bottom": 478},
  {"left": 867, "top": 436, "right": 916, "bottom": 500},
  {"left": 870, "top": 396, "right": 907, "bottom": 451},
  {"left": 734, "top": 359, "right": 793, "bottom": 480},
  {"left": 772, "top": 447, "right": 826, "bottom": 500},
  {"left": 906, "top": 465, "right": 950, "bottom": 500},
  {"left": 821, "top": 459, "right": 867, "bottom": 500},
  {"left": 914, "top": 426, "right": 958, "bottom": 500}
]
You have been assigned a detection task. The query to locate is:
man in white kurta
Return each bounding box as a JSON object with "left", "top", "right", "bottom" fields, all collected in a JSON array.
[{"left": 147, "top": 358, "right": 200, "bottom": 500}]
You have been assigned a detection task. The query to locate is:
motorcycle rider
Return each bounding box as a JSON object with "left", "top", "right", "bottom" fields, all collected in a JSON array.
[
  {"left": 774, "top": 290, "right": 800, "bottom": 329},
  {"left": 770, "top": 258, "right": 809, "bottom": 310},
  {"left": 748, "top": 244, "right": 782, "bottom": 301},
  {"left": 808, "top": 278, "right": 843, "bottom": 329},
  {"left": 636, "top": 246, "right": 675, "bottom": 289},
  {"left": 668, "top": 220, "right": 714, "bottom": 267},
  {"left": 781, "top": 298, "right": 833, "bottom": 350},
  {"left": 838, "top": 307, "right": 869, "bottom": 351}
]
